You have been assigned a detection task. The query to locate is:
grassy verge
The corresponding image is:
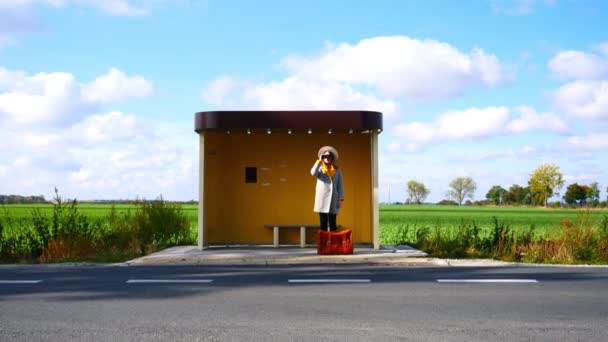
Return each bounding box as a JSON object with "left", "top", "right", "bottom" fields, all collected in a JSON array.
[
  {"left": 3, "top": 199, "right": 608, "bottom": 264},
  {"left": 380, "top": 209, "right": 608, "bottom": 264},
  {"left": 0, "top": 190, "right": 194, "bottom": 263}
]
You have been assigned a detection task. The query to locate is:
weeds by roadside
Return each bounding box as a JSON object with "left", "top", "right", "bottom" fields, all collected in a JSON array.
[
  {"left": 0, "top": 189, "right": 193, "bottom": 263},
  {"left": 381, "top": 209, "right": 608, "bottom": 264},
  {"left": 3, "top": 190, "right": 607, "bottom": 264}
]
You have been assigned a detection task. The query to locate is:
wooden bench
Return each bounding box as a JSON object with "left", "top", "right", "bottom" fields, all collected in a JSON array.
[{"left": 264, "top": 224, "right": 340, "bottom": 248}]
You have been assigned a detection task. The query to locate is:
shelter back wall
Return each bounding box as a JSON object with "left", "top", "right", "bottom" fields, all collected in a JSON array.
[{"left": 203, "top": 131, "right": 372, "bottom": 244}]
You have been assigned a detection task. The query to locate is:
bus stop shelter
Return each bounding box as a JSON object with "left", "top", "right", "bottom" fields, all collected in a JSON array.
[{"left": 194, "top": 110, "right": 382, "bottom": 249}]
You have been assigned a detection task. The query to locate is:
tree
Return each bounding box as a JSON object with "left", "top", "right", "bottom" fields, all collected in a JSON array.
[
  {"left": 486, "top": 185, "right": 506, "bottom": 205},
  {"left": 503, "top": 184, "right": 530, "bottom": 205},
  {"left": 528, "top": 163, "right": 564, "bottom": 208},
  {"left": 587, "top": 182, "right": 600, "bottom": 205},
  {"left": 446, "top": 177, "right": 477, "bottom": 206},
  {"left": 563, "top": 183, "right": 587, "bottom": 205},
  {"left": 406, "top": 180, "right": 430, "bottom": 204}
]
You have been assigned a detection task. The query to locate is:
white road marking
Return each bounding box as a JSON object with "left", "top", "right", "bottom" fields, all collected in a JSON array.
[
  {"left": 288, "top": 279, "right": 371, "bottom": 283},
  {"left": 126, "top": 279, "right": 214, "bottom": 284},
  {"left": 0, "top": 280, "right": 43, "bottom": 284},
  {"left": 437, "top": 279, "right": 538, "bottom": 283}
]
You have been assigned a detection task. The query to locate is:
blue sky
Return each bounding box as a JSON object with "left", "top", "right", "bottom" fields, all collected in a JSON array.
[{"left": 1, "top": 0, "right": 607, "bottom": 203}]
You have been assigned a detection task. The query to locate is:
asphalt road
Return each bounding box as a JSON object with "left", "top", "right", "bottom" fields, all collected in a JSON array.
[{"left": 1, "top": 264, "right": 607, "bottom": 341}]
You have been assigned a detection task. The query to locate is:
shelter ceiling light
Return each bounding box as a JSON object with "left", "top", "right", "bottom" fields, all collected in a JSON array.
[
  {"left": 247, "top": 129, "right": 252, "bottom": 135},
  {"left": 328, "top": 129, "right": 333, "bottom": 134},
  {"left": 287, "top": 129, "right": 292, "bottom": 134},
  {"left": 348, "top": 129, "right": 354, "bottom": 134},
  {"left": 307, "top": 128, "right": 312, "bottom": 134},
  {"left": 266, "top": 128, "right": 271, "bottom": 134},
  {"left": 226, "top": 130, "right": 231, "bottom": 134}
]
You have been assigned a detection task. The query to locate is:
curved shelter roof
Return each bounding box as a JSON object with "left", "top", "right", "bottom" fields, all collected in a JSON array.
[{"left": 195, "top": 110, "right": 382, "bottom": 133}]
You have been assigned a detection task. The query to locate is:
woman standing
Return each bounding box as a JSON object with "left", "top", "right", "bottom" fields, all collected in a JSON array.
[{"left": 310, "top": 146, "right": 344, "bottom": 231}]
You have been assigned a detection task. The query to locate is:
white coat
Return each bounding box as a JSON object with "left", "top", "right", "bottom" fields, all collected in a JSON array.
[{"left": 310, "top": 160, "right": 344, "bottom": 214}]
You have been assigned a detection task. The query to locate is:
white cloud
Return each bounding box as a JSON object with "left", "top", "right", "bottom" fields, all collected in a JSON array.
[
  {"left": 61, "top": 127, "right": 197, "bottom": 200},
  {"left": 596, "top": 42, "right": 608, "bottom": 56},
  {"left": 0, "top": 112, "right": 196, "bottom": 200},
  {"left": 0, "top": 64, "right": 198, "bottom": 200},
  {"left": 67, "top": 111, "right": 149, "bottom": 145},
  {"left": 391, "top": 106, "right": 568, "bottom": 151},
  {"left": 548, "top": 50, "right": 608, "bottom": 80},
  {"left": 0, "top": 67, "right": 152, "bottom": 127},
  {"left": 490, "top": 0, "right": 556, "bottom": 15},
  {"left": 202, "top": 76, "right": 402, "bottom": 121},
  {"left": 0, "top": 0, "right": 165, "bottom": 51},
  {"left": 566, "top": 133, "right": 608, "bottom": 150},
  {"left": 0, "top": 1, "right": 41, "bottom": 50},
  {"left": 281, "top": 36, "right": 508, "bottom": 99},
  {"left": 0, "top": 67, "right": 25, "bottom": 88},
  {"left": 201, "top": 75, "right": 252, "bottom": 107},
  {"left": 506, "top": 106, "right": 568, "bottom": 133},
  {"left": 0, "top": 0, "right": 196, "bottom": 28},
  {"left": 202, "top": 36, "right": 513, "bottom": 121},
  {"left": 30, "top": 0, "right": 148, "bottom": 16},
  {"left": 81, "top": 68, "right": 153, "bottom": 103},
  {"left": 0, "top": 71, "right": 92, "bottom": 126},
  {"left": 85, "top": 0, "right": 147, "bottom": 16},
  {"left": 459, "top": 146, "right": 539, "bottom": 162},
  {"left": 392, "top": 107, "right": 509, "bottom": 151},
  {"left": 392, "top": 122, "right": 435, "bottom": 151},
  {"left": 436, "top": 107, "right": 510, "bottom": 139},
  {"left": 554, "top": 80, "right": 608, "bottom": 120}
]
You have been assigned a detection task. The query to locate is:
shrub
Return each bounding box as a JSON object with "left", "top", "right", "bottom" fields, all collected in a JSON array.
[
  {"left": 48, "top": 189, "right": 92, "bottom": 239},
  {"left": 95, "top": 206, "right": 137, "bottom": 252},
  {"left": 0, "top": 209, "right": 43, "bottom": 262},
  {"left": 39, "top": 235, "right": 95, "bottom": 262},
  {"left": 597, "top": 216, "right": 608, "bottom": 260},
  {"left": 132, "top": 196, "right": 192, "bottom": 255},
  {"left": 437, "top": 199, "right": 458, "bottom": 206},
  {"left": 1, "top": 189, "right": 194, "bottom": 263},
  {"left": 380, "top": 224, "right": 411, "bottom": 246}
]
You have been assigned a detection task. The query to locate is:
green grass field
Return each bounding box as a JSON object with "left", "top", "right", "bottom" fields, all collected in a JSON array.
[
  {"left": 380, "top": 205, "right": 608, "bottom": 233},
  {"left": 1, "top": 204, "right": 199, "bottom": 224},
  {"left": 4, "top": 203, "right": 607, "bottom": 233},
  {"left": 2, "top": 203, "right": 607, "bottom": 263}
]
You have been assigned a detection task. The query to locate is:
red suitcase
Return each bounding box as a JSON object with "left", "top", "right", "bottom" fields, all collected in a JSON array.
[{"left": 317, "top": 229, "right": 353, "bottom": 255}]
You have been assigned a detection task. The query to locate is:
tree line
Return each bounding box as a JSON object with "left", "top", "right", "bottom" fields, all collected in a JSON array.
[
  {"left": 0, "top": 194, "right": 47, "bottom": 204},
  {"left": 0, "top": 194, "right": 197, "bottom": 205},
  {"left": 405, "top": 163, "right": 608, "bottom": 207}
]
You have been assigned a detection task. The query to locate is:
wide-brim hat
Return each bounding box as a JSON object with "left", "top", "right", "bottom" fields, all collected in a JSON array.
[{"left": 318, "top": 146, "right": 339, "bottom": 161}]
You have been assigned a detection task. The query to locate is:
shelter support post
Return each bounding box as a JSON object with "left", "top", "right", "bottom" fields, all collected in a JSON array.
[
  {"left": 274, "top": 227, "right": 279, "bottom": 248},
  {"left": 371, "top": 130, "right": 380, "bottom": 250},
  {"left": 198, "top": 132, "right": 207, "bottom": 250},
  {"left": 300, "top": 226, "right": 306, "bottom": 248}
]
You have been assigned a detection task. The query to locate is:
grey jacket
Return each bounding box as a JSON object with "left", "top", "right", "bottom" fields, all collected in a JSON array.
[{"left": 310, "top": 160, "right": 344, "bottom": 214}]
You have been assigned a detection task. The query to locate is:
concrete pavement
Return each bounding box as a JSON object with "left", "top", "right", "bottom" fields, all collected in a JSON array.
[
  {"left": 125, "top": 244, "right": 433, "bottom": 265},
  {"left": 124, "top": 244, "right": 518, "bottom": 266}
]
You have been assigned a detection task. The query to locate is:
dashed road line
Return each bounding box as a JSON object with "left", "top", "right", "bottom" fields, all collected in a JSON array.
[
  {"left": 0, "top": 280, "right": 43, "bottom": 284},
  {"left": 126, "top": 279, "right": 214, "bottom": 284},
  {"left": 288, "top": 279, "right": 372, "bottom": 283},
  {"left": 436, "top": 279, "right": 538, "bottom": 283}
]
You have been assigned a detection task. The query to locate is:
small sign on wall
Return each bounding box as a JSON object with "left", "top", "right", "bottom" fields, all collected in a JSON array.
[{"left": 245, "top": 167, "right": 257, "bottom": 183}]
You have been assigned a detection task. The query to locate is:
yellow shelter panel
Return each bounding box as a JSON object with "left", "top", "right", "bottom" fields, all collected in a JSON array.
[{"left": 203, "top": 131, "right": 372, "bottom": 244}]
